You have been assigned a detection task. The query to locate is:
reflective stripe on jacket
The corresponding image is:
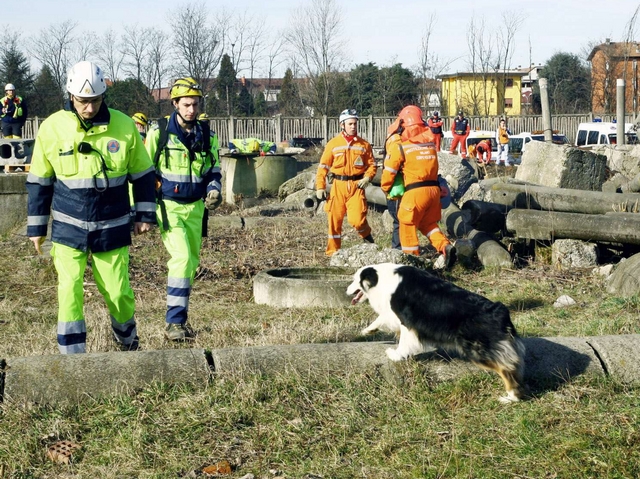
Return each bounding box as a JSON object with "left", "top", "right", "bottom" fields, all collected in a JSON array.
[
  {"left": 316, "top": 133, "right": 376, "bottom": 190},
  {"left": 146, "top": 115, "right": 221, "bottom": 204},
  {"left": 26, "top": 108, "right": 157, "bottom": 252},
  {"left": 381, "top": 126, "right": 439, "bottom": 193}
]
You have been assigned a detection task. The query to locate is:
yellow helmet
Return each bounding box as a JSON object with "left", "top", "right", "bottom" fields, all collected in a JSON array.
[
  {"left": 198, "top": 113, "right": 209, "bottom": 121},
  {"left": 170, "top": 77, "right": 203, "bottom": 99},
  {"left": 131, "top": 112, "right": 148, "bottom": 126}
]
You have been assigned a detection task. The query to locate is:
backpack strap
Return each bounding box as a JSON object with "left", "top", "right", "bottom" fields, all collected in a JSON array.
[{"left": 153, "top": 117, "right": 169, "bottom": 169}]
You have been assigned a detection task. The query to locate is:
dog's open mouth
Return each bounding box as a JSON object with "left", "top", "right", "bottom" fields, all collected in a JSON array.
[{"left": 350, "top": 289, "right": 363, "bottom": 305}]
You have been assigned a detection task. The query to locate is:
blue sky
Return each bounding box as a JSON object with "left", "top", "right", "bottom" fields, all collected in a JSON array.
[{"left": 25, "top": 0, "right": 640, "bottom": 78}]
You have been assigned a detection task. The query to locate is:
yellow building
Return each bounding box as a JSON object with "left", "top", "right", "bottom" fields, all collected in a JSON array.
[{"left": 438, "top": 70, "right": 526, "bottom": 117}]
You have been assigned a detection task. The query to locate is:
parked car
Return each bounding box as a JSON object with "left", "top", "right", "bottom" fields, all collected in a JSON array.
[
  {"left": 508, "top": 131, "right": 571, "bottom": 162},
  {"left": 575, "top": 121, "right": 638, "bottom": 147}
]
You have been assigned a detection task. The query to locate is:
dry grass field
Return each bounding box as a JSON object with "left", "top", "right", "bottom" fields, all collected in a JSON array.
[{"left": 0, "top": 197, "right": 639, "bottom": 478}]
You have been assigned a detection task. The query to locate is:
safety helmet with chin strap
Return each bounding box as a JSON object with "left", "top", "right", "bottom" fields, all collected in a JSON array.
[
  {"left": 66, "top": 61, "right": 107, "bottom": 98},
  {"left": 339, "top": 108, "right": 358, "bottom": 124},
  {"left": 170, "top": 77, "right": 203, "bottom": 100}
]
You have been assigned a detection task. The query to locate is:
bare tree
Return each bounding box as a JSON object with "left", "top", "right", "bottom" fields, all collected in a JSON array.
[
  {"left": 464, "top": 16, "right": 496, "bottom": 115},
  {"left": 285, "top": 0, "right": 344, "bottom": 115},
  {"left": 73, "top": 32, "right": 99, "bottom": 65},
  {"left": 263, "top": 32, "right": 288, "bottom": 102},
  {"left": 416, "top": 13, "right": 455, "bottom": 113},
  {"left": 96, "top": 29, "right": 124, "bottom": 81},
  {"left": 170, "top": 3, "right": 226, "bottom": 87},
  {"left": 242, "top": 16, "right": 268, "bottom": 93},
  {"left": 28, "top": 20, "right": 77, "bottom": 92},
  {"left": 494, "top": 11, "right": 524, "bottom": 116},
  {"left": 143, "top": 28, "right": 172, "bottom": 95},
  {"left": 122, "top": 24, "right": 151, "bottom": 81}
]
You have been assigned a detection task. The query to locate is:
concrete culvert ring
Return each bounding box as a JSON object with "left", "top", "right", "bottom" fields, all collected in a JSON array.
[{"left": 253, "top": 267, "right": 355, "bottom": 308}]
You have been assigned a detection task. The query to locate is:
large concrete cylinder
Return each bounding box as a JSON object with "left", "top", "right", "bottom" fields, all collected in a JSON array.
[
  {"left": 221, "top": 155, "right": 297, "bottom": 203},
  {"left": 254, "top": 155, "right": 297, "bottom": 195}
]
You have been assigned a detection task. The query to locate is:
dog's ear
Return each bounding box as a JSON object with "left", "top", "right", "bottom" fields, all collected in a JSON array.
[{"left": 360, "top": 266, "right": 379, "bottom": 291}]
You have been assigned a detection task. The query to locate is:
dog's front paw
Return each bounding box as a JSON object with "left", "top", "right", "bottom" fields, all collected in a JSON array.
[
  {"left": 385, "top": 347, "right": 406, "bottom": 362},
  {"left": 361, "top": 326, "right": 378, "bottom": 336}
]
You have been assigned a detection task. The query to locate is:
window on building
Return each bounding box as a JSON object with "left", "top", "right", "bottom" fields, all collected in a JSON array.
[
  {"left": 504, "top": 98, "right": 513, "bottom": 108},
  {"left": 504, "top": 78, "right": 514, "bottom": 88}
]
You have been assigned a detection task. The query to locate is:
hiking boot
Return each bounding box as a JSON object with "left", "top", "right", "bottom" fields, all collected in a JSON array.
[
  {"left": 363, "top": 234, "right": 375, "bottom": 244},
  {"left": 443, "top": 244, "right": 457, "bottom": 270},
  {"left": 164, "top": 323, "right": 191, "bottom": 341}
]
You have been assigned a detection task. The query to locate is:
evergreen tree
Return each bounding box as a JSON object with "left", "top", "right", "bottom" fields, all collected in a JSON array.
[
  {"left": 537, "top": 53, "right": 591, "bottom": 114},
  {"left": 104, "top": 78, "right": 156, "bottom": 116},
  {"left": 374, "top": 64, "right": 418, "bottom": 116},
  {"left": 0, "top": 38, "right": 34, "bottom": 96},
  {"left": 29, "top": 66, "right": 64, "bottom": 117},
  {"left": 278, "top": 68, "right": 300, "bottom": 115},
  {"left": 236, "top": 85, "right": 254, "bottom": 117},
  {"left": 254, "top": 90, "right": 267, "bottom": 116},
  {"left": 348, "top": 63, "right": 378, "bottom": 116},
  {"left": 217, "top": 54, "right": 236, "bottom": 116},
  {"left": 326, "top": 74, "right": 350, "bottom": 116}
]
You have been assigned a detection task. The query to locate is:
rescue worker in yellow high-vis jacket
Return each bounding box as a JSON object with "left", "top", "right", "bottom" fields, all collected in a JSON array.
[
  {"left": 26, "top": 61, "right": 157, "bottom": 353},
  {"left": 381, "top": 105, "right": 456, "bottom": 269},
  {"left": 145, "top": 77, "right": 222, "bottom": 341},
  {"left": 315, "top": 109, "right": 376, "bottom": 256}
]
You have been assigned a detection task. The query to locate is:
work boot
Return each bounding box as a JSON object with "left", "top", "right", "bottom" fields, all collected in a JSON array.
[
  {"left": 164, "top": 323, "right": 190, "bottom": 341},
  {"left": 443, "top": 244, "right": 457, "bottom": 270},
  {"left": 363, "top": 234, "right": 375, "bottom": 244},
  {"left": 114, "top": 334, "right": 139, "bottom": 352}
]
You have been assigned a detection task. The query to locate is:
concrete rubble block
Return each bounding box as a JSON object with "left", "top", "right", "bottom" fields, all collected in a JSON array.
[
  {"left": 437, "top": 153, "right": 478, "bottom": 200},
  {"left": 606, "top": 253, "right": 640, "bottom": 297},
  {"left": 552, "top": 239, "right": 599, "bottom": 268},
  {"left": 328, "top": 243, "right": 430, "bottom": 270},
  {"left": 0, "top": 174, "right": 28, "bottom": 236},
  {"left": 278, "top": 171, "right": 315, "bottom": 200},
  {"left": 3, "top": 349, "right": 211, "bottom": 405},
  {"left": 516, "top": 141, "right": 607, "bottom": 190},
  {"left": 586, "top": 335, "right": 640, "bottom": 385},
  {"left": 0, "top": 139, "right": 35, "bottom": 165},
  {"left": 596, "top": 144, "right": 640, "bottom": 179}
]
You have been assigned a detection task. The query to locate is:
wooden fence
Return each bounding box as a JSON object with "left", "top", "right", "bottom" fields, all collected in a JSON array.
[{"left": 21, "top": 113, "right": 627, "bottom": 148}]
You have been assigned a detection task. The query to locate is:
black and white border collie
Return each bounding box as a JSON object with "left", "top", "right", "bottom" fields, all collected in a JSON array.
[{"left": 347, "top": 263, "right": 525, "bottom": 403}]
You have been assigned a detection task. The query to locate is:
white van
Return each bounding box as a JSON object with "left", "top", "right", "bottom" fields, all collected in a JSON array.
[
  {"left": 442, "top": 130, "right": 498, "bottom": 156},
  {"left": 509, "top": 131, "right": 570, "bottom": 162},
  {"left": 575, "top": 122, "right": 638, "bottom": 147}
]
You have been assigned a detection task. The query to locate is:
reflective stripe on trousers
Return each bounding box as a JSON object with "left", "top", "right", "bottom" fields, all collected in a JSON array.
[
  {"left": 51, "top": 242, "right": 136, "bottom": 354},
  {"left": 159, "top": 199, "right": 204, "bottom": 324}
]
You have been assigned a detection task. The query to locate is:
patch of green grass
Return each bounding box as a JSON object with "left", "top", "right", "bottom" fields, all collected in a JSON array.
[{"left": 1, "top": 208, "right": 639, "bottom": 476}]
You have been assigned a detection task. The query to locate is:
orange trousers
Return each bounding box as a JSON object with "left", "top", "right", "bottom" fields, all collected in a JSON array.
[
  {"left": 397, "top": 187, "right": 450, "bottom": 255},
  {"left": 449, "top": 134, "right": 469, "bottom": 158},
  {"left": 323, "top": 180, "right": 371, "bottom": 255}
]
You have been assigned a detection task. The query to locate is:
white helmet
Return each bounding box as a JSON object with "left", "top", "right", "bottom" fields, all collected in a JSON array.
[
  {"left": 339, "top": 108, "right": 358, "bottom": 124},
  {"left": 4, "top": 83, "right": 15, "bottom": 91},
  {"left": 66, "top": 61, "right": 106, "bottom": 98}
]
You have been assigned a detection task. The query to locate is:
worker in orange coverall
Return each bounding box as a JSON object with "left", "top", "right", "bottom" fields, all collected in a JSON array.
[
  {"left": 449, "top": 110, "right": 470, "bottom": 158},
  {"left": 316, "top": 109, "right": 376, "bottom": 256},
  {"left": 382, "top": 105, "right": 456, "bottom": 269},
  {"left": 426, "top": 110, "right": 444, "bottom": 151},
  {"left": 475, "top": 138, "right": 493, "bottom": 164}
]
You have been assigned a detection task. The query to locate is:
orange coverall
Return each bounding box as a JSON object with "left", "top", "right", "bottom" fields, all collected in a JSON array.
[
  {"left": 381, "top": 127, "right": 451, "bottom": 256},
  {"left": 475, "top": 139, "right": 492, "bottom": 164},
  {"left": 316, "top": 133, "right": 376, "bottom": 256}
]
